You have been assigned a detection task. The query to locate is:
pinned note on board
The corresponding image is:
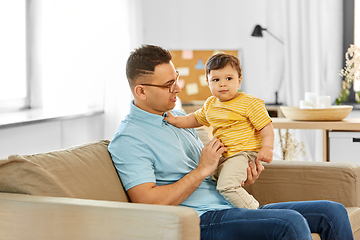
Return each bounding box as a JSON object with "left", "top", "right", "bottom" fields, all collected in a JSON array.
[
  {"left": 178, "top": 78, "right": 185, "bottom": 89},
  {"left": 195, "top": 59, "right": 204, "bottom": 70},
  {"left": 186, "top": 83, "right": 199, "bottom": 95},
  {"left": 182, "top": 50, "right": 193, "bottom": 60},
  {"left": 213, "top": 50, "right": 225, "bottom": 55},
  {"left": 199, "top": 74, "right": 207, "bottom": 87},
  {"left": 177, "top": 67, "right": 190, "bottom": 77}
]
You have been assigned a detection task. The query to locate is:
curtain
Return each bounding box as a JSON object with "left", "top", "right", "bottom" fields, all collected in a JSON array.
[
  {"left": 267, "top": 0, "right": 343, "bottom": 161},
  {"left": 103, "top": 0, "right": 133, "bottom": 140}
]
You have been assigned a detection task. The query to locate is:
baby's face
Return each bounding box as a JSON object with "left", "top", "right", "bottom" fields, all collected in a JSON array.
[{"left": 207, "top": 64, "right": 242, "bottom": 102}]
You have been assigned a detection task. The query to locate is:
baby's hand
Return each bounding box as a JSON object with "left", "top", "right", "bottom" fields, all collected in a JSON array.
[
  {"left": 256, "top": 146, "right": 273, "bottom": 164},
  {"left": 164, "top": 111, "right": 177, "bottom": 125}
]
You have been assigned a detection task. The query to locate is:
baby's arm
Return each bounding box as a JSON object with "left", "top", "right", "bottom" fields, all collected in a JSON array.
[
  {"left": 257, "top": 122, "right": 274, "bottom": 163},
  {"left": 165, "top": 111, "right": 203, "bottom": 128}
]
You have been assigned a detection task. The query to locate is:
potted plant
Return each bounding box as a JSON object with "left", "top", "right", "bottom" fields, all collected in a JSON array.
[{"left": 336, "top": 44, "right": 360, "bottom": 104}]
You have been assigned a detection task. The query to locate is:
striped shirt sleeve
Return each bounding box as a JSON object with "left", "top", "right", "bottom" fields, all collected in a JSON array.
[
  {"left": 194, "top": 97, "right": 214, "bottom": 127},
  {"left": 246, "top": 98, "right": 272, "bottom": 131}
]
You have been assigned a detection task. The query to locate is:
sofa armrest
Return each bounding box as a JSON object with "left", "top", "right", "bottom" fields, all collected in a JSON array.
[
  {"left": 0, "top": 193, "right": 200, "bottom": 240},
  {"left": 245, "top": 160, "right": 360, "bottom": 207}
]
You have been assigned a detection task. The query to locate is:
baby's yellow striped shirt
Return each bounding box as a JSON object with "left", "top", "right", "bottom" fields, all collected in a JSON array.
[{"left": 194, "top": 93, "right": 272, "bottom": 158}]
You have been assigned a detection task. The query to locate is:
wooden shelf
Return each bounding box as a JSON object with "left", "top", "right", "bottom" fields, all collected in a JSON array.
[
  {"left": 272, "top": 118, "right": 360, "bottom": 131},
  {"left": 272, "top": 117, "right": 360, "bottom": 161}
]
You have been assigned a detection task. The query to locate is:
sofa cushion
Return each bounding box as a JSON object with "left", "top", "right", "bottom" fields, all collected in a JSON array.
[
  {"left": 245, "top": 160, "right": 360, "bottom": 208},
  {"left": 347, "top": 207, "right": 360, "bottom": 239},
  {"left": 0, "top": 140, "right": 129, "bottom": 202}
]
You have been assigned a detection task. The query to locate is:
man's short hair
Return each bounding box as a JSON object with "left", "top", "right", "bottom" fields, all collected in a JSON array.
[
  {"left": 205, "top": 53, "right": 242, "bottom": 81},
  {"left": 126, "top": 45, "right": 172, "bottom": 87}
]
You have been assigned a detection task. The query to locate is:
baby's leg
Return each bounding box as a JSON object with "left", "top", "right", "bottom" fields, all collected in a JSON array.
[{"left": 216, "top": 152, "right": 259, "bottom": 209}]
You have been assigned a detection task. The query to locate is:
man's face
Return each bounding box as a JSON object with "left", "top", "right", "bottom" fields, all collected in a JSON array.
[{"left": 141, "top": 61, "right": 181, "bottom": 115}]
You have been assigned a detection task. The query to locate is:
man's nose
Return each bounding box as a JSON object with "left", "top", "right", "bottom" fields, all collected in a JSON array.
[{"left": 174, "top": 82, "right": 181, "bottom": 93}]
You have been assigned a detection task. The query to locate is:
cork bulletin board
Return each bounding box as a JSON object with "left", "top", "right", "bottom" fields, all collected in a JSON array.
[{"left": 170, "top": 50, "right": 240, "bottom": 103}]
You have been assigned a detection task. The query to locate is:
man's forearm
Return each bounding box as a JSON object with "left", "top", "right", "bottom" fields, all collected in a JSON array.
[
  {"left": 127, "top": 167, "right": 208, "bottom": 206},
  {"left": 127, "top": 137, "right": 226, "bottom": 206},
  {"left": 153, "top": 167, "right": 208, "bottom": 205}
]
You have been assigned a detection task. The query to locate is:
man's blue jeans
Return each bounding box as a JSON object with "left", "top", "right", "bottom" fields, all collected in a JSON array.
[{"left": 200, "top": 200, "right": 353, "bottom": 240}]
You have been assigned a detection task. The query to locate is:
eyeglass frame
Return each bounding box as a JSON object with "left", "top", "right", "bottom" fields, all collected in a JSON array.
[{"left": 140, "top": 71, "right": 180, "bottom": 93}]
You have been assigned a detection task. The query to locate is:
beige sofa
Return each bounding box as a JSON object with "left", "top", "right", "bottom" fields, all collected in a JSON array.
[{"left": 0, "top": 129, "right": 359, "bottom": 239}]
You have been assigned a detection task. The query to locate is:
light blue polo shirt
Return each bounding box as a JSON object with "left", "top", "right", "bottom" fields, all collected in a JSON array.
[{"left": 108, "top": 102, "right": 232, "bottom": 216}]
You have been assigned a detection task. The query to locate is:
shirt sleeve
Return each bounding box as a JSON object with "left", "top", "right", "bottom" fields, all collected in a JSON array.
[
  {"left": 108, "top": 134, "right": 156, "bottom": 191},
  {"left": 193, "top": 97, "right": 213, "bottom": 127},
  {"left": 246, "top": 98, "right": 272, "bottom": 131}
]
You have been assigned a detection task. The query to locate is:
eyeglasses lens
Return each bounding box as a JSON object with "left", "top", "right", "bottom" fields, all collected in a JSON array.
[{"left": 170, "top": 72, "right": 180, "bottom": 93}]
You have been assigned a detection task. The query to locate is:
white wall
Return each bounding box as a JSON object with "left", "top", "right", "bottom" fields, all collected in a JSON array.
[
  {"left": 140, "top": 0, "right": 274, "bottom": 102},
  {"left": 0, "top": 114, "right": 104, "bottom": 159},
  {"left": 349, "top": 110, "right": 360, "bottom": 118},
  {"left": 0, "top": 0, "right": 134, "bottom": 158},
  {"left": 102, "top": 0, "right": 133, "bottom": 139}
]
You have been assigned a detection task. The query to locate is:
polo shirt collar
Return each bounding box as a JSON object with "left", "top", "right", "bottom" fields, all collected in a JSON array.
[{"left": 130, "top": 101, "right": 166, "bottom": 127}]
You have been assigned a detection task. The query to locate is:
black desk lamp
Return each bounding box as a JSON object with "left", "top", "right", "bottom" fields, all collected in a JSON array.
[
  {"left": 252, "top": 24, "right": 284, "bottom": 44},
  {"left": 251, "top": 24, "right": 284, "bottom": 105}
]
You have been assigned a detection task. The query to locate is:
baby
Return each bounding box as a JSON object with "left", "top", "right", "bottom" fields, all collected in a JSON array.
[{"left": 165, "top": 53, "right": 274, "bottom": 209}]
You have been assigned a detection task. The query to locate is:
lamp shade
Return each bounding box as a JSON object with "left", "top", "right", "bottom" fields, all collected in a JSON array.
[{"left": 251, "top": 25, "right": 264, "bottom": 37}]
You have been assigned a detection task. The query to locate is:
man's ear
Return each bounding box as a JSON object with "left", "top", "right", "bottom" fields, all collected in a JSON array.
[{"left": 134, "top": 85, "right": 147, "bottom": 100}]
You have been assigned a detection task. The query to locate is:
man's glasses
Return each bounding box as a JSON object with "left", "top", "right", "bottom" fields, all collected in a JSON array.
[{"left": 141, "top": 71, "right": 179, "bottom": 93}]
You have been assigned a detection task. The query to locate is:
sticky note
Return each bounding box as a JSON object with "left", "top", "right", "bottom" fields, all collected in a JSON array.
[
  {"left": 199, "top": 74, "right": 207, "bottom": 86},
  {"left": 195, "top": 59, "right": 204, "bottom": 69},
  {"left": 213, "top": 50, "right": 225, "bottom": 55},
  {"left": 177, "top": 67, "right": 190, "bottom": 76},
  {"left": 178, "top": 78, "right": 185, "bottom": 89},
  {"left": 186, "top": 83, "right": 199, "bottom": 96},
  {"left": 182, "top": 50, "right": 193, "bottom": 60}
]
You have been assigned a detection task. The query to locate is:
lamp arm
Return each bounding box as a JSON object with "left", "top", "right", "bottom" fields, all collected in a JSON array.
[
  {"left": 274, "top": 54, "right": 285, "bottom": 105},
  {"left": 275, "top": 67, "right": 284, "bottom": 105},
  {"left": 264, "top": 29, "right": 284, "bottom": 44}
]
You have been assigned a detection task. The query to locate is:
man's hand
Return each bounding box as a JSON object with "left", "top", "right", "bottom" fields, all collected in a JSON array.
[
  {"left": 256, "top": 146, "right": 273, "bottom": 164},
  {"left": 197, "top": 137, "right": 227, "bottom": 178},
  {"left": 241, "top": 159, "right": 264, "bottom": 187}
]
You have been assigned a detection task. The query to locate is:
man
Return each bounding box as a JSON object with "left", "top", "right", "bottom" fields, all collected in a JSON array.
[{"left": 108, "top": 45, "right": 353, "bottom": 240}]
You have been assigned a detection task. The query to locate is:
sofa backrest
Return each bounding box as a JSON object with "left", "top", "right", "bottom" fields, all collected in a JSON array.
[
  {"left": 0, "top": 129, "right": 211, "bottom": 202},
  {"left": 0, "top": 140, "right": 129, "bottom": 202}
]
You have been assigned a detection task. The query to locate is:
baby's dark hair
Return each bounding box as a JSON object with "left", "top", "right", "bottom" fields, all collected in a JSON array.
[
  {"left": 126, "top": 45, "right": 172, "bottom": 87},
  {"left": 205, "top": 53, "right": 242, "bottom": 80}
]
